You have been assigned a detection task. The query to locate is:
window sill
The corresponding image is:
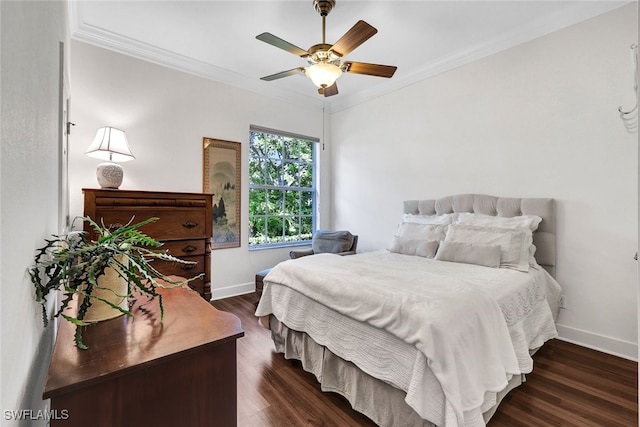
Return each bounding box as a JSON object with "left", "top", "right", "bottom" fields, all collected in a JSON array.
[{"left": 249, "top": 241, "right": 311, "bottom": 251}]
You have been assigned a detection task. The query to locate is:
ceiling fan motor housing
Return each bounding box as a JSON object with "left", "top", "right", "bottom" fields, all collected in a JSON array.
[
  {"left": 307, "top": 43, "right": 341, "bottom": 65},
  {"left": 313, "top": 0, "right": 335, "bottom": 16}
]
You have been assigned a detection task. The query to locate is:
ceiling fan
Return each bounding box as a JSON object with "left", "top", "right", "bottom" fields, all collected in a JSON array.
[{"left": 256, "top": 0, "right": 397, "bottom": 97}]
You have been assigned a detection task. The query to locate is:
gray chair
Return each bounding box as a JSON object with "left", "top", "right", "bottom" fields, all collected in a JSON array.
[{"left": 289, "top": 230, "right": 358, "bottom": 259}]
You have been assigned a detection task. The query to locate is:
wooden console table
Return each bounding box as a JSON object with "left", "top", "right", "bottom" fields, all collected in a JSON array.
[{"left": 43, "top": 284, "right": 244, "bottom": 427}]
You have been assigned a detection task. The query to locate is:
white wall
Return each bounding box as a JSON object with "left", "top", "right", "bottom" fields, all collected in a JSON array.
[
  {"left": 68, "top": 40, "right": 328, "bottom": 299},
  {"left": 331, "top": 4, "right": 639, "bottom": 359},
  {"left": 1, "top": 1, "right": 69, "bottom": 424}
]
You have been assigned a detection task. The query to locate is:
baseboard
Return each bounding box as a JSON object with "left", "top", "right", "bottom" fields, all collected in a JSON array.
[
  {"left": 211, "top": 282, "right": 255, "bottom": 301},
  {"left": 556, "top": 323, "right": 638, "bottom": 361}
]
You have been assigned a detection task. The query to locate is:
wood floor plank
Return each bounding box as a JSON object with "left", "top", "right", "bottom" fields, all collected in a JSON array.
[
  {"left": 531, "top": 367, "right": 637, "bottom": 413},
  {"left": 212, "top": 293, "right": 638, "bottom": 426}
]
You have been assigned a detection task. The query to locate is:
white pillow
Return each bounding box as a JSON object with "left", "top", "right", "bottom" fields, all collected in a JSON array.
[
  {"left": 395, "top": 223, "right": 448, "bottom": 241},
  {"left": 402, "top": 213, "right": 456, "bottom": 225},
  {"left": 390, "top": 237, "right": 439, "bottom": 258},
  {"left": 444, "top": 224, "right": 532, "bottom": 272},
  {"left": 455, "top": 213, "right": 542, "bottom": 232},
  {"left": 434, "top": 240, "right": 501, "bottom": 268}
]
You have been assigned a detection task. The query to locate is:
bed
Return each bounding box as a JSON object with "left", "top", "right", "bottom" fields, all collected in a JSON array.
[{"left": 255, "top": 194, "right": 561, "bottom": 427}]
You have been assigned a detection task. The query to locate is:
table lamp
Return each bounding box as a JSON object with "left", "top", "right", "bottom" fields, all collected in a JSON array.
[{"left": 85, "top": 127, "right": 135, "bottom": 189}]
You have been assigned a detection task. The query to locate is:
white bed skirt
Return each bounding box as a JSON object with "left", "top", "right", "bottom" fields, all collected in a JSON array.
[{"left": 269, "top": 315, "right": 524, "bottom": 427}]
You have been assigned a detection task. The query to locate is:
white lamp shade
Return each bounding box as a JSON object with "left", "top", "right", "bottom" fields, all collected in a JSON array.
[
  {"left": 305, "top": 63, "right": 342, "bottom": 88},
  {"left": 85, "top": 127, "right": 135, "bottom": 163}
]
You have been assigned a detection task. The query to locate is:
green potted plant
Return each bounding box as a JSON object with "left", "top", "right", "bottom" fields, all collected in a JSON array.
[{"left": 29, "top": 216, "right": 203, "bottom": 349}]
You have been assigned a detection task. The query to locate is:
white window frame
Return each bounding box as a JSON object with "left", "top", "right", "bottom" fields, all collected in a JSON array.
[{"left": 248, "top": 125, "right": 318, "bottom": 250}]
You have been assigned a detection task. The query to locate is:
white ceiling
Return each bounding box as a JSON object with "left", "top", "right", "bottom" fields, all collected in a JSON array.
[{"left": 70, "top": 0, "right": 631, "bottom": 112}]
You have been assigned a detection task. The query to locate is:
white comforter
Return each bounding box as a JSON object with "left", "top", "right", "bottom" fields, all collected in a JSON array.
[{"left": 255, "top": 251, "right": 560, "bottom": 427}]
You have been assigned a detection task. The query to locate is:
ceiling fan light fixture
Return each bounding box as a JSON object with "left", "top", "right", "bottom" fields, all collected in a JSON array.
[{"left": 305, "top": 62, "right": 342, "bottom": 88}]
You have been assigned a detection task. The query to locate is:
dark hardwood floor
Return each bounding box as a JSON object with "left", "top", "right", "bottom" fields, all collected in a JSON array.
[{"left": 212, "top": 293, "right": 638, "bottom": 426}]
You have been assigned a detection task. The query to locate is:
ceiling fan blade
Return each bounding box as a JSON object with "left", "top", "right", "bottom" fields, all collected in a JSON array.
[
  {"left": 343, "top": 61, "right": 397, "bottom": 78},
  {"left": 323, "top": 82, "right": 339, "bottom": 97},
  {"left": 256, "top": 33, "right": 310, "bottom": 57},
  {"left": 330, "top": 20, "right": 377, "bottom": 57},
  {"left": 260, "top": 67, "right": 306, "bottom": 81}
]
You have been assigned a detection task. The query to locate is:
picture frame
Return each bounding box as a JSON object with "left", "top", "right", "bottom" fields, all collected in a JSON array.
[{"left": 203, "top": 138, "right": 241, "bottom": 249}]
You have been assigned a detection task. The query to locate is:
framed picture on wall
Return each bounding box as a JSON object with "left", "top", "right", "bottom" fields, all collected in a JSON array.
[{"left": 203, "top": 138, "right": 241, "bottom": 249}]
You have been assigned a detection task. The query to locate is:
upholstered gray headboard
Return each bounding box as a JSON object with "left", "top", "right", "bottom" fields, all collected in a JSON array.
[{"left": 403, "top": 194, "right": 556, "bottom": 277}]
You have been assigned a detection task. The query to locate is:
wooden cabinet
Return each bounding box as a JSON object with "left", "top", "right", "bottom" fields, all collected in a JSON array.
[
  {"left": 83, "top": 189, "right": 213, "bottom": 300},
  {"left": 43, "top": 284, "right": 244, "bottom": 427}
]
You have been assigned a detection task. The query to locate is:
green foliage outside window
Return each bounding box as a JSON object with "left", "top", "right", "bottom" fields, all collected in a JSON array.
[{"left": 249, "top": 129, "right": 316, "bottom": 247}]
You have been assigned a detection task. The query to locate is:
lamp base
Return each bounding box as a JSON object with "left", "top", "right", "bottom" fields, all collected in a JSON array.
[{"left": 96, "top": 162, "right": 124, "bottom": 189}]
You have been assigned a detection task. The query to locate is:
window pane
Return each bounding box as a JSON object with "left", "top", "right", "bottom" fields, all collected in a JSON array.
[
  {"left": 284, "top": 216, "right": 299, "bottom": 239},
  {"left": 249, "top": 217, "right": 266, "bottom": 245},
  {"left": 301, "top": 191, "right": 313, "bottom": 215},
  {"left": 249, "top": 158, "right": 264, "bottom": 185},
  {"left": 286, "top": 139, "right": 302, "bottom": 160},
  {"left": 267, "top": 216, "right": 283, "bottom": 240},
  {"left": 265, "top": 135, "right": 283, "bottom": 159},
  {"left": 299, "top": 162, "right": 312, "bottom": 187},
  {"left": 298, "top": 140, "right": 313, "bottom": 163},
  {"left": 283, "top": 161, "right": 299, "bottom": 187},
  {"left": 264, "top": 159, "right": 282, "bottom": 187},
  {"left": 268, "top": 189, "right": 284, "bottom": 215},
  {"left": 301, "top": 216, "right": 313, "bottom": 240},
  {"left": 250, "top": 132, "right": 266, "bottom": 153},
  {"left": 249, "top": 188, "right": 267, "bottom": 212},
  {"left": 284, "top": 190, "right": 299, "bottom": 213}
]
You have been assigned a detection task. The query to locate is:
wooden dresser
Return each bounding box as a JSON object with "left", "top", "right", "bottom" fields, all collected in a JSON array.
[
  {"left": 43, "top": 284, "right": 244, "bottom": 427},
  {"left": 83, "top": 189, "right": 213, "bottom": 300}
]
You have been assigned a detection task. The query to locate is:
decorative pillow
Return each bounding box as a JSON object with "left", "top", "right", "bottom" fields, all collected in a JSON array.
[
  {"left": 395, "top": 223, "right": 448, "bottom": 241},
  {"left": 402, "top": 213, "right": 456, "bottom": 225},
  {"left": 444, "top": 224, "right": 532, "bottom": 272},
  {"left": 390, "top": 237, "right": 439, "bottom": 258},
  {"left": 455, "top": 212, "right": 542, "bottom": 232},
  {"left": 312, "top": 230, "right": 354, "bottom": 254},
  {"left": 434, "top": 240, "right": 501, "bottom": 268}
]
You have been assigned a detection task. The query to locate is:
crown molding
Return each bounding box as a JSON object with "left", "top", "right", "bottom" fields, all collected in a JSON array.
[
  {"left": 71, "top": 21, "right": 324, "bottom": 110},
  {"left": 70, "top": 1, "right": 631, "bottom": 114},
  {"left": 328, "top": 1, "right": 631, "bottom": 112}
]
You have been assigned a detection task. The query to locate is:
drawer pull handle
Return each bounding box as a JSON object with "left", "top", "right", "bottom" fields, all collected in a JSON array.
[
  {"left": 181, "top": 245, "right": 197, "bottom": 253},
  {"left": 181, "top": 264, "right": 197, "bottom": 271},
  {"left": 108, "top": 222, "right": 124, "bottom": 231},
  {"left": 182, "top": 220, "right": 198, "bottom": 229}
]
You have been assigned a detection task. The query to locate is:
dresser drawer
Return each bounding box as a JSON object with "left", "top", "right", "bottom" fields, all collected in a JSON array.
[
  {"left": 95, "top": 196, "right": 207, "bottom": 208},
  {"left": 160, "top": 239, "right": 206, "bottom": 257},
  {"left": 152, "top": 255, "right": 205, "bottom": 279},
  {"left": 94, "top": 208, "right": 207, "bottom": 240}
]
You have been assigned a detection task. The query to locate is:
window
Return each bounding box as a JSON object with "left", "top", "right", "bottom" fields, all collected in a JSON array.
[{"left": 248, "top": 126, "right": 318, "bottom": 248}]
